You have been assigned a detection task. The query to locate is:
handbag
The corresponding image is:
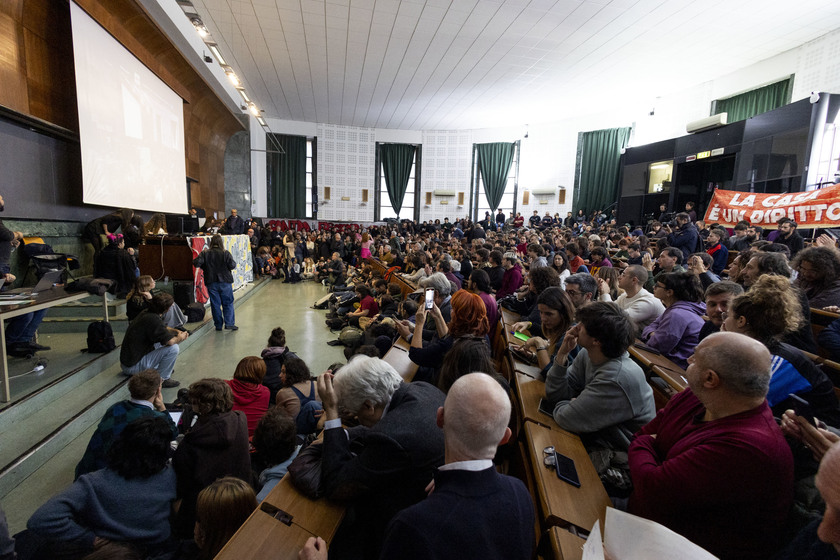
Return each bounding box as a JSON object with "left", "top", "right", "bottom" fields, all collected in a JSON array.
[{"left": 287, "top": 441, "right": 324, "bottom": 498}]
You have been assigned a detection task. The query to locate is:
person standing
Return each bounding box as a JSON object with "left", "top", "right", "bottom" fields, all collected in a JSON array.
[
  {"left": 224, "top": 208, "right": 245, "bottom": 235},
  {"left": 194, "top": 234, "right": 238, "bottom": 331}
]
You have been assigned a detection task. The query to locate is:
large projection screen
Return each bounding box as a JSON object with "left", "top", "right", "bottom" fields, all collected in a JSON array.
[{"left": 70, "top": 2, "right": 188, "bottom": 213}]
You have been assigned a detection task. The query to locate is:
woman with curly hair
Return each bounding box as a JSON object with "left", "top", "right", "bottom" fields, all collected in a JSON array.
[
  {"left": 792, "top": 245, "right": 840, "bottom": 309},
  {"left": 723, "top": 274, "right": 840, "bottom": 423}
]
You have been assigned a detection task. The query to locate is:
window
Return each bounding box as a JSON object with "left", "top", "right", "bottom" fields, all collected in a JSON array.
[
  {"left": 305, "top": 138, "right": 315, "bottom": 218},
  {"left": 375, "top": 144, "right": 421, "bottom": 221},
  {"left": 473, "top": 142, "right": 519, "bottom": 220}
]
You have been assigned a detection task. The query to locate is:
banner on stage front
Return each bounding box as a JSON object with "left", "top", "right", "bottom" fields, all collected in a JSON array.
[{"left": 704, "top": 184, "right": 840, "bottom": 228}]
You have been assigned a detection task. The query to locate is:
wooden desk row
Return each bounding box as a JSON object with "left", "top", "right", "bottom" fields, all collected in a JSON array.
[
  {"left": 627, "top": 341, "right": 687, "bottom": 409},
  {"left": 382, "top": 336, "right": 418, "bottom": 382},
  {"left": 215, "top": 474, "right": 345, "bottom": 560}
]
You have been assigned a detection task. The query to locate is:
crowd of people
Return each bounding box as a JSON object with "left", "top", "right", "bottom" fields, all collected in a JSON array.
[{"left": 7, "top": 203, "right": 840, "bottom": 560}]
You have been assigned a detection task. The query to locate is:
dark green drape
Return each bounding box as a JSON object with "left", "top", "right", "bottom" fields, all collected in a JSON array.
[
  {"left": 712, "top": 77, "right": 793, "bottom": 122},
  {"left": 476, "top": 142, "right": 515, "bottom": 211},
  {"left": 266, "top": 134, "right": 306, "bottom": 218},
  {"left": 573, "top": 127, "right": 632, "bottom": 215},
  {"left": 380, "top": 143, "right": 416, "bottom": 215}
]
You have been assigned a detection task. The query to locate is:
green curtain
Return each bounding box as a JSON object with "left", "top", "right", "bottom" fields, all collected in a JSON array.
[
  {"left": 266, "top": 134, "right": 306, "bottom": 218},
  {"left": 573, "top": 127, "right": 632, "bottom": 216},
  {"left": 476, "top": 142, "right": 515, "bottom": 211},
  {"left": 380, "top": 143, "right": 416, "bottom": 215},
  {"left": 712, "top": 77, "right": 793, "bottom": 122}
]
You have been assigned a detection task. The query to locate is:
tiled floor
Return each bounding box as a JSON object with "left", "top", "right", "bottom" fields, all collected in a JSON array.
[{"left": 2, "top": 279, "right": 346, "bottom": 534}]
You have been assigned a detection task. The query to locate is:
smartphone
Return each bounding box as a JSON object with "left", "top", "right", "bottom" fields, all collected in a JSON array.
[
  {"left": 538, "top": 398, "right": 554, "bottom": 417},
  {"left": 789, "top": 393, "right": 817, "bottom": 426},
  {"left": 424, "top": 288, "right": 434, "bottom": 310},
  {"left": 513, "top": 331, "right": 530, "bottom": 342},
  {"left": 553, "top": 451, "right": 581, "bottom": 488},
  {"left": 259, "top": 502, "right": 292, "bottom": 525}
]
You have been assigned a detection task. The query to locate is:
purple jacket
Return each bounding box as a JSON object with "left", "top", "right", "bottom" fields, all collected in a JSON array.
[{"left": 641, "top": 300, "right": 706, "bottom": 369}]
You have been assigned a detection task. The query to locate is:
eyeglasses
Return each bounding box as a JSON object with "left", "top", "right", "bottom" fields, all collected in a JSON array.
[
  {"left": 565, "top": 289, "right": 581, "bottom": 296},
  {"left": 654, "top": 284, "right": 666, "bottom": 290}
]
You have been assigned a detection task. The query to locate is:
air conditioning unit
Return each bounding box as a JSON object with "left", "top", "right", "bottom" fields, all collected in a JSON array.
[
  {"left": 686, "top": 113, "right": 728, "bottom": 134},
  {"left": 434, "top": 189, "right": 457, "bottom": 197},
  {"left": 532, "top": 188, "right": 556, "bottom": 195}
]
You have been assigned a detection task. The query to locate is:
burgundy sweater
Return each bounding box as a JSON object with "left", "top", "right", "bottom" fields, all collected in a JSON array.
[{"left": 628, "top": 389, "right": 793, "bottom": 560}]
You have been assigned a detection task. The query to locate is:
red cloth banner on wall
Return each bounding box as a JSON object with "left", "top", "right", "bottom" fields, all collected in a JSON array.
[{"left": 703, "top": 184, "right": 840, "bottom": 228}]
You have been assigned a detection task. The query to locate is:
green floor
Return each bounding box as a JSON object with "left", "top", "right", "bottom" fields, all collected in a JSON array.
[{"left": 2, "top": 279, "right": 346, "bottom": 534}]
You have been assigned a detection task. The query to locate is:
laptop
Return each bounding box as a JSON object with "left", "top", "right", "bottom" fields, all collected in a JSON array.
[{"left": 0, "top": 270, "right": 64, "bottom": 299}]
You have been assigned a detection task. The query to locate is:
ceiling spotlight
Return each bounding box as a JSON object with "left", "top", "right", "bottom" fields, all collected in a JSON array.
[
  {"left": 190, "top": 18, "right": 208, "bottom": 38},
  {"left": 225, "top": 69, "right": 240, "bottom": 87},
  {"left": 208, "top": 44, "right": 226, "bottom": 66},
  {"left": 248, "top": 103, "right": 260, "bottom": 117},
  {"left": 257, "top": 116, "right": 267, "bottom": 126}
]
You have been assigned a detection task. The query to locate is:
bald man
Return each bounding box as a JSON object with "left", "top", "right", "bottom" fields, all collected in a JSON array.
[
  {"left": 378, "top": 373, "right": 534, "bottom": 560},
  {"left": 628, "top": 332, "right": 793, "bottom": 560}
]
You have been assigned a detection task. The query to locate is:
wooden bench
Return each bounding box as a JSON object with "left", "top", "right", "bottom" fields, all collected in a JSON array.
[
  {"left": 810, "top": 308, "right": 840, "bottom": 359},
  {"left": 549, "top": 526, "right": 587, "bottom": 560},
  {"left": 513, "top": 373, "right": 554, "bottom": 430},
  {"left": 523, "top": 421, "right": 610, "bottom": 533},
  {"left": 382, "top": 336, "right": 418, "bottom": 382},
  {"left": 215, "top": 475, "right": 345, "bottom": 560},
  {"left": 627, "top": 341, "right": 687, "bottom": 408}
]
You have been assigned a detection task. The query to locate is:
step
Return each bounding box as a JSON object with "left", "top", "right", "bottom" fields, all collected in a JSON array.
[
  {"left": 0, "top": 278, "right": 269, "bottom": 500},
  {"left": 39, "top": 315, "right": 130, "bottom": 334},
  {"left": 49, "top": 300, "right": 127, "bottom": 318}
]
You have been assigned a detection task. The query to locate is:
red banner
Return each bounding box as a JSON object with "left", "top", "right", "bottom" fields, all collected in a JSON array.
[{"left": 703, "top": 184, "right": 840, "bottom": 228}]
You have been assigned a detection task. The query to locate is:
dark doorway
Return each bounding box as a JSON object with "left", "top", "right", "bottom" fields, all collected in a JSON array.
[{"left": 673, "top": 155, "right": 736, "bottom": 219}]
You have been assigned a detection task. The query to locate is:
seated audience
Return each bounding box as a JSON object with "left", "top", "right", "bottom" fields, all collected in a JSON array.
[
  {"left": 642, "top": 246, "right": 685, "bottom": 292},
  {"left": 486, "top": 250, "right": 505, "bottom": 291},
  {"left": 273, "top": 355, "right": 322, "bottom": 435},
  {"left": 437, "top": 337, "right": 504, "bottom": 394},
  {"left": 545, "top": 302, "right": 655, "bottom": 452},
  {"left": 517, "top": 287, "right": 576, "bottom": 376},
  {"left": 722, "top": 274, "right": 840, "bottom": 424},
  {"left": 740, "top": 251, "right": 818, "bottom": 353},
  {"left": 698, "top": 281, "right": 743, "bottom": 341},
  {"left": 26, "top": 417, "right": 177, "bottom": 560},
  {"left": 227, "top": 356, "right": 270, "bottom": 437},
  {"left": 642, "top": 271, "right": 705, "bottom": 369},
  {"left": 260, "top": 326, "right": 299, "bottom": 405},
  {"left": 405, "top": 289, "right": 489, "bottom": 384},
  {"left": 172, "top": 379, "right": 250, "bottom": 538},
  {"left": 495, "top": 252, "right": 524, "bottom": 300},
  {"left": 191, "top": 477, "right": 257, "bottom": 560},
  {"left": 685, "top": 251, "right": 720, "bottom": 289},
  {"left": 628, "top": 332, "right": 794, "bottom": 560},
  {"left": 314, "top": 356, "right": 445, "bottom": 559},
  {"left": 563, "top": 272, "right": 597, "bottom": 310},
  {"left": 75, "top": 369, "right": 176, "bottom": 479},
  {"left": 253, "top": 409, "right": 301, "bottom": 501},
  {"left": 379, "top": 373, "right": 534, "bottom": 560},
  {"left": 119, "top": 293, "right": 188, "bottom": 388},
  {"left": 467, "top": 269, "right": 498, "bottom": 330},
  {"left": 705, "top": 228, "right": 729, "bottom": 274},
  {"left": 793, "top": 246, "right": 840, "bottom": 309},
  {"left": 598, "top": 264, "right": 664, "bottom": 335}
]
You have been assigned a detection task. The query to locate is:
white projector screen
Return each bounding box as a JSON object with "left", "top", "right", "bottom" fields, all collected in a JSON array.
[{"left": 70, "top": 2, "right": 188, "bottom": 214}]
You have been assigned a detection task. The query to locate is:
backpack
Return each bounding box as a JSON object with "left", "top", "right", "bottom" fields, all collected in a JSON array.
[
  {"left": 185, "top": 302, "right": 206, "bottom": 323},
  {"left": 86, "top": 321, "right": 116, "bottom": 353},
  {"left": 384, "top": 266, "right": 401, "bottom": 282},
  {"left": 338, "top": 326, "right": 364, "bottom": 348}
]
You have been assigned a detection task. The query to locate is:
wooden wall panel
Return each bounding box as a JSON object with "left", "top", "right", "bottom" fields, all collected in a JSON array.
[{"left": 2, "top": 0, "right": 243, "bottom": 219}]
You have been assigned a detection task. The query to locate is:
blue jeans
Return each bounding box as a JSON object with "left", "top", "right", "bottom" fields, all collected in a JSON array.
[
  {"left": 208, "top": 282, "right": 234, "bottom": 329},
  {"left": 121, "top": 343, "right": 179, "bottom": 380},
  {"left": 6, "top": 309, "right": 49, "bottom": 344}
]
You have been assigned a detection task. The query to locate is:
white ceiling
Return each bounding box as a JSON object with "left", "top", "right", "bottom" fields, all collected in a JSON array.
[{"left": 161, "top": 0, "right": 840, "bottom": 130}]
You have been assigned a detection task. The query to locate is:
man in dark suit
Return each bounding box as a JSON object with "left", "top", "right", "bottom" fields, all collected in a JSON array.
[
  {"left": 380, "top": 372, "right": 534, "bottom": 559},
  {"left": 317, "top": 355, "right": 445, "bottom": 559}
]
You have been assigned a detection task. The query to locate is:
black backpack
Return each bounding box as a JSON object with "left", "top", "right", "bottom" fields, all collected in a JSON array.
[
  {"left": 86, "top": 321, "right": 116, "bottom": 353},
  {"left": 185, "top": 302, "right": 206, "bottom": 323}
]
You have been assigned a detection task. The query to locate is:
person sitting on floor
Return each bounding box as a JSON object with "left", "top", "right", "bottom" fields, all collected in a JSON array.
[
  {"left": 119, "top": 293, "right": 188, "bottom": 388},
  {"left": 628, "top": 332, "right": 794, "bottom": 560},
  {"left": 253, "top": 409, "right": 301, "bottom": 501},
  {"left": 25, "top": 417, "right": 177, "bottom": 560},
  {"left": 75, "top": 369, "right": 177, "bottom": 479},
  {"left": 379, "top": 373, "right": 534, "bottom": 560},
  {"left": 273, "top": 355, "right": 322, "bottom": 435},
  {"left": 126, "top": 275, "right": 188, "bottom": 329},
  {"left": 227, "top": 356, "right": 270, "bottom": 437},
  {"left": 260, "top": 326, "right": 299, "bottom": 405},
  {"left": 191, "top": 477, "right": 257, "bottom": 560}
]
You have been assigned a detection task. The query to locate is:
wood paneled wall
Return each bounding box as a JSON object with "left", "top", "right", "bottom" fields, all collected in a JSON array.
[{"left": 0, "top": 0, "right": 243, "bottom": 216}]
